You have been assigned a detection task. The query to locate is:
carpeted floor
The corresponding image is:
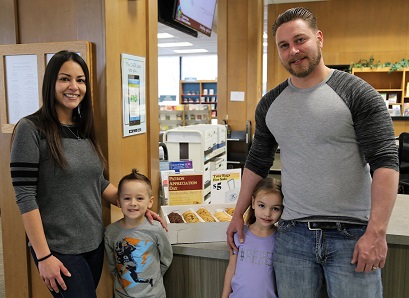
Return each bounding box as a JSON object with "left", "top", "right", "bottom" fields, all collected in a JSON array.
[{"left": 0, "top": 217, "right": 6, "bottom": 297}]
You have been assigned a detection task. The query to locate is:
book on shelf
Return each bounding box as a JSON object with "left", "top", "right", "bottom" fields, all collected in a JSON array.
[
  {"left": 159, "top": 105, "right": 184, "bottom": 111},
  {"left": 403, "top": 103, "right": 409, "bottom": 116},
  {"left": 392, "top": 104, "right": 401, "bottom": 116},
  {"left": 388, "top": 93, "right": 397, "bottom": 104}
]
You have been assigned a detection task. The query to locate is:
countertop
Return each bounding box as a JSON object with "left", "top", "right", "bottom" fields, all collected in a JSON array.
[
  {"left": 386, "top": 194, "right": 409, "bottom": 245},
  {"left": 172, "top": 194, "right": 409, "bottom": 258}
]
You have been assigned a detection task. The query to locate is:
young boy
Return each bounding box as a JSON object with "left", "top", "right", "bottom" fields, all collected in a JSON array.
[{"left": 104, "top": 169, "right": 173, "bottom": 298}]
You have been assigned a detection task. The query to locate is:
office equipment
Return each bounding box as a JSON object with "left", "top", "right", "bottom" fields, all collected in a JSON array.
[
  {"left": 158, "top": 0, "right": 198, "bottom": 38},
  {"left": 398, "top": 132, "right": 409, "bottom": 193},
  {"left": 164, "top": 124, "right": 227, "bottom": 201},
  {"left": 173, "top": 0, "right": 217, "bottom": 36},
  {"left": 226, "top": 120, "right": 252, "bottom": 170}
]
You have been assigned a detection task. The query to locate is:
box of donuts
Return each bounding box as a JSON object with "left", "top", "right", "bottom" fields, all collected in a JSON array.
[{"left": 160, "top": 203, "right": 235, "bottom": 244}]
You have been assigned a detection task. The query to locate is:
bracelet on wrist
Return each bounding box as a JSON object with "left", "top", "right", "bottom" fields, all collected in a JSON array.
[{"left": 37, "top": 253, "right": 52, "bottom": 262}]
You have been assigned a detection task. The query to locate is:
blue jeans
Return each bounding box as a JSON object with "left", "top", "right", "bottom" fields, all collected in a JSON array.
[
  {"left": 272, "top": 220, "right": 382, "bottom": 298},
  {"left": 30, "top": 241, "right": 104, "bottom": 298}
]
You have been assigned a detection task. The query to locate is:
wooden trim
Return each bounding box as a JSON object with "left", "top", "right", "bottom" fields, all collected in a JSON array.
[
  {"left": 0, "top": 0, "right": 19, "bottom": 44},
  {"left": 147, "top": 0, "right": 160, "bottom": 212}
]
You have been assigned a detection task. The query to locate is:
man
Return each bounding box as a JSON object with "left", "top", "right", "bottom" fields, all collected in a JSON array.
[{"left": 226, "top": 7, "right": 399, "bottom": 297}]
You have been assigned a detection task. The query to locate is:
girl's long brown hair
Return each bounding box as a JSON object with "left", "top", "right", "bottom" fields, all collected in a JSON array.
[{"left": 245, "top": 178, "right": 282, "bottom": 225}]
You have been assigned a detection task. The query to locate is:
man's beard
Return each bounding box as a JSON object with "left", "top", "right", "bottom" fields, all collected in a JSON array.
[{"left": 282, "top": 44, "right": 322, "bottom": 78}]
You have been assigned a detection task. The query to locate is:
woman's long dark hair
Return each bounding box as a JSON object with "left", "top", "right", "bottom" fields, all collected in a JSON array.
[{"left": 12, "top": 50, "right": 106, "bottom": 169}]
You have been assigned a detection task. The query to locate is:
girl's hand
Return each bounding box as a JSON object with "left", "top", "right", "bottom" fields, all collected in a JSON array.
[
  {"left": 145, "top": 209, "right": 168, "bottom": 231},
  {"left": 38, "top": 255, "right": 71, "bottom": 293}
]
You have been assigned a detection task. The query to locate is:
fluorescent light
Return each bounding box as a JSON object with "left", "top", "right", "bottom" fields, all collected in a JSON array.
[
  {"left": 174, "top": 49, "right": 208, "bottom": 54},
  {"left": 158, "top": 42, "right": 193, "bottom": 48},
  {"left": 263, "top": 32, "right": 268, "bottom": 39},
  {"left": 158, "top": 33, "right": 174, "bottom": 39}
]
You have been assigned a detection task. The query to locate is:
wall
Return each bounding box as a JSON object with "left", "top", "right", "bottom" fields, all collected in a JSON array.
[
  {"left": 217, "top": 0, "right": 264, "bottom": 132},
  {"left": 104, "top": 0, "right": 159, "bottom": 223},
  {"left": 267, "top": 0, "right": 409, "bottom": 89}
]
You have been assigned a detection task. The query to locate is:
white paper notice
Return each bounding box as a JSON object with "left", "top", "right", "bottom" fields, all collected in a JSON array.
[
  {"left": 5, "top": 55, "right": 39, "bottom": 124},
  {"left": 230, "top": 91, "right": 245, "bottom": 102}
]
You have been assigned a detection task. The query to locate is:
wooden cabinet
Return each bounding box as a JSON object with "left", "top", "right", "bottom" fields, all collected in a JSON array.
[
  {"left": 159, "top": 105, "right": 211, "bottom": 132},
  {"left": 180, "top": 80, "right": 218, "bottom": 118},
  {"left": 352, "top": 67, "right": 409, "bottom": 116}
]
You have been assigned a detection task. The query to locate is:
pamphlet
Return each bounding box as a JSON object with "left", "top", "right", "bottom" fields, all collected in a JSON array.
[
  {"left": 161, "top": 168, "right": 195, "bottom": 205},
  {"left": 168, "top": 173, "right": 203, "bottom": 205},
  {"left": 169, "top": 160, "right": 193, "bottom": 173},
  {"left": 160, "top": 170, "right": 175, "bottom": 205},
  {"left": 392, "top": 104, "right": 401, "bottom": 116},
  {"left": 403, "top": 103, "right": 409, "bottom": 116},
  {"left": 388, "top": 93, "right": 397, "bottom": 104},
  {"left": 210, "top": 168, "right": 242, "bottom": 204}
]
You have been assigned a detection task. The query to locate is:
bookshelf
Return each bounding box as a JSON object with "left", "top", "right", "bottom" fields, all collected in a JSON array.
[
  {"left": 159, "top": 105, "right": 211, "bottom": 132},
  {"left": 180, "top": 80, "right": 218, "bottom": 118},
  {"left": 352, "top": 67, "right": 409, "bottom": 116}
]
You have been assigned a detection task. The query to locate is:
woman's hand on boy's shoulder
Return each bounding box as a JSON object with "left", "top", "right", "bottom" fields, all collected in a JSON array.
[{"left": 146, "top": 209, "right": 168, "bottom": 231}]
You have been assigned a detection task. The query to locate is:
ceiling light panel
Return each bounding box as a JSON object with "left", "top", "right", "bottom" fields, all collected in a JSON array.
[
  {"left": 174, "top": 49, "right": 208, "bottom": 53},
  {"left": 158, "top": 42, "right": 193, "bottom": 48},
  {"left": 158, "top": 33, "right": 174, "bottom": 39}
]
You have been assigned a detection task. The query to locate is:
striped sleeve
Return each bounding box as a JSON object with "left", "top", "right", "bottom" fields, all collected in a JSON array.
[
  {"left": 328, "top": 71, "right": 399, "bottom": 172},
  {"left": 10, "top": 118, "right": 41, "bottom": 214},
  {"left": 245, "top": 80, "right": 287, "bottom": 178}
]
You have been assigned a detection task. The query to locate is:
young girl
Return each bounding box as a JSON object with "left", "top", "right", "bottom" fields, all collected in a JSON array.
[
  {"left": 104, "top": 169, "right": 173, "bottom": 298},
  {"left": 222, "top": 178, "right": 283, "bottom": 298}
]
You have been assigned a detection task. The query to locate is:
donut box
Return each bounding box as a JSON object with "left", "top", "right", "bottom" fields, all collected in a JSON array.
[{"left": 160, "top": 203, "right": 236, "bottom": 244}]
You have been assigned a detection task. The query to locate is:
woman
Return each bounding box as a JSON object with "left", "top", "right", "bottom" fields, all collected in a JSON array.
[{"left": 10, "top": 50, "right": 162, "bottom": 297}]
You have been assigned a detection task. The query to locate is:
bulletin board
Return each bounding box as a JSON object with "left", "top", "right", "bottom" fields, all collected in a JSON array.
[{"left": 0, "top": 41, "right": 93, "bottom": 133}]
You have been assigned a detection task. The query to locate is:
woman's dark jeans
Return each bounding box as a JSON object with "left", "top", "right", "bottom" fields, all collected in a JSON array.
[{"left": 30, "top": 241, "right": 104, "bottom": 298}]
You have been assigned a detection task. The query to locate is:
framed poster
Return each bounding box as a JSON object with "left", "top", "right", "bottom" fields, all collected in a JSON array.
[{"left": 121, "top": 53, "right": 146, "bottom": 137}]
